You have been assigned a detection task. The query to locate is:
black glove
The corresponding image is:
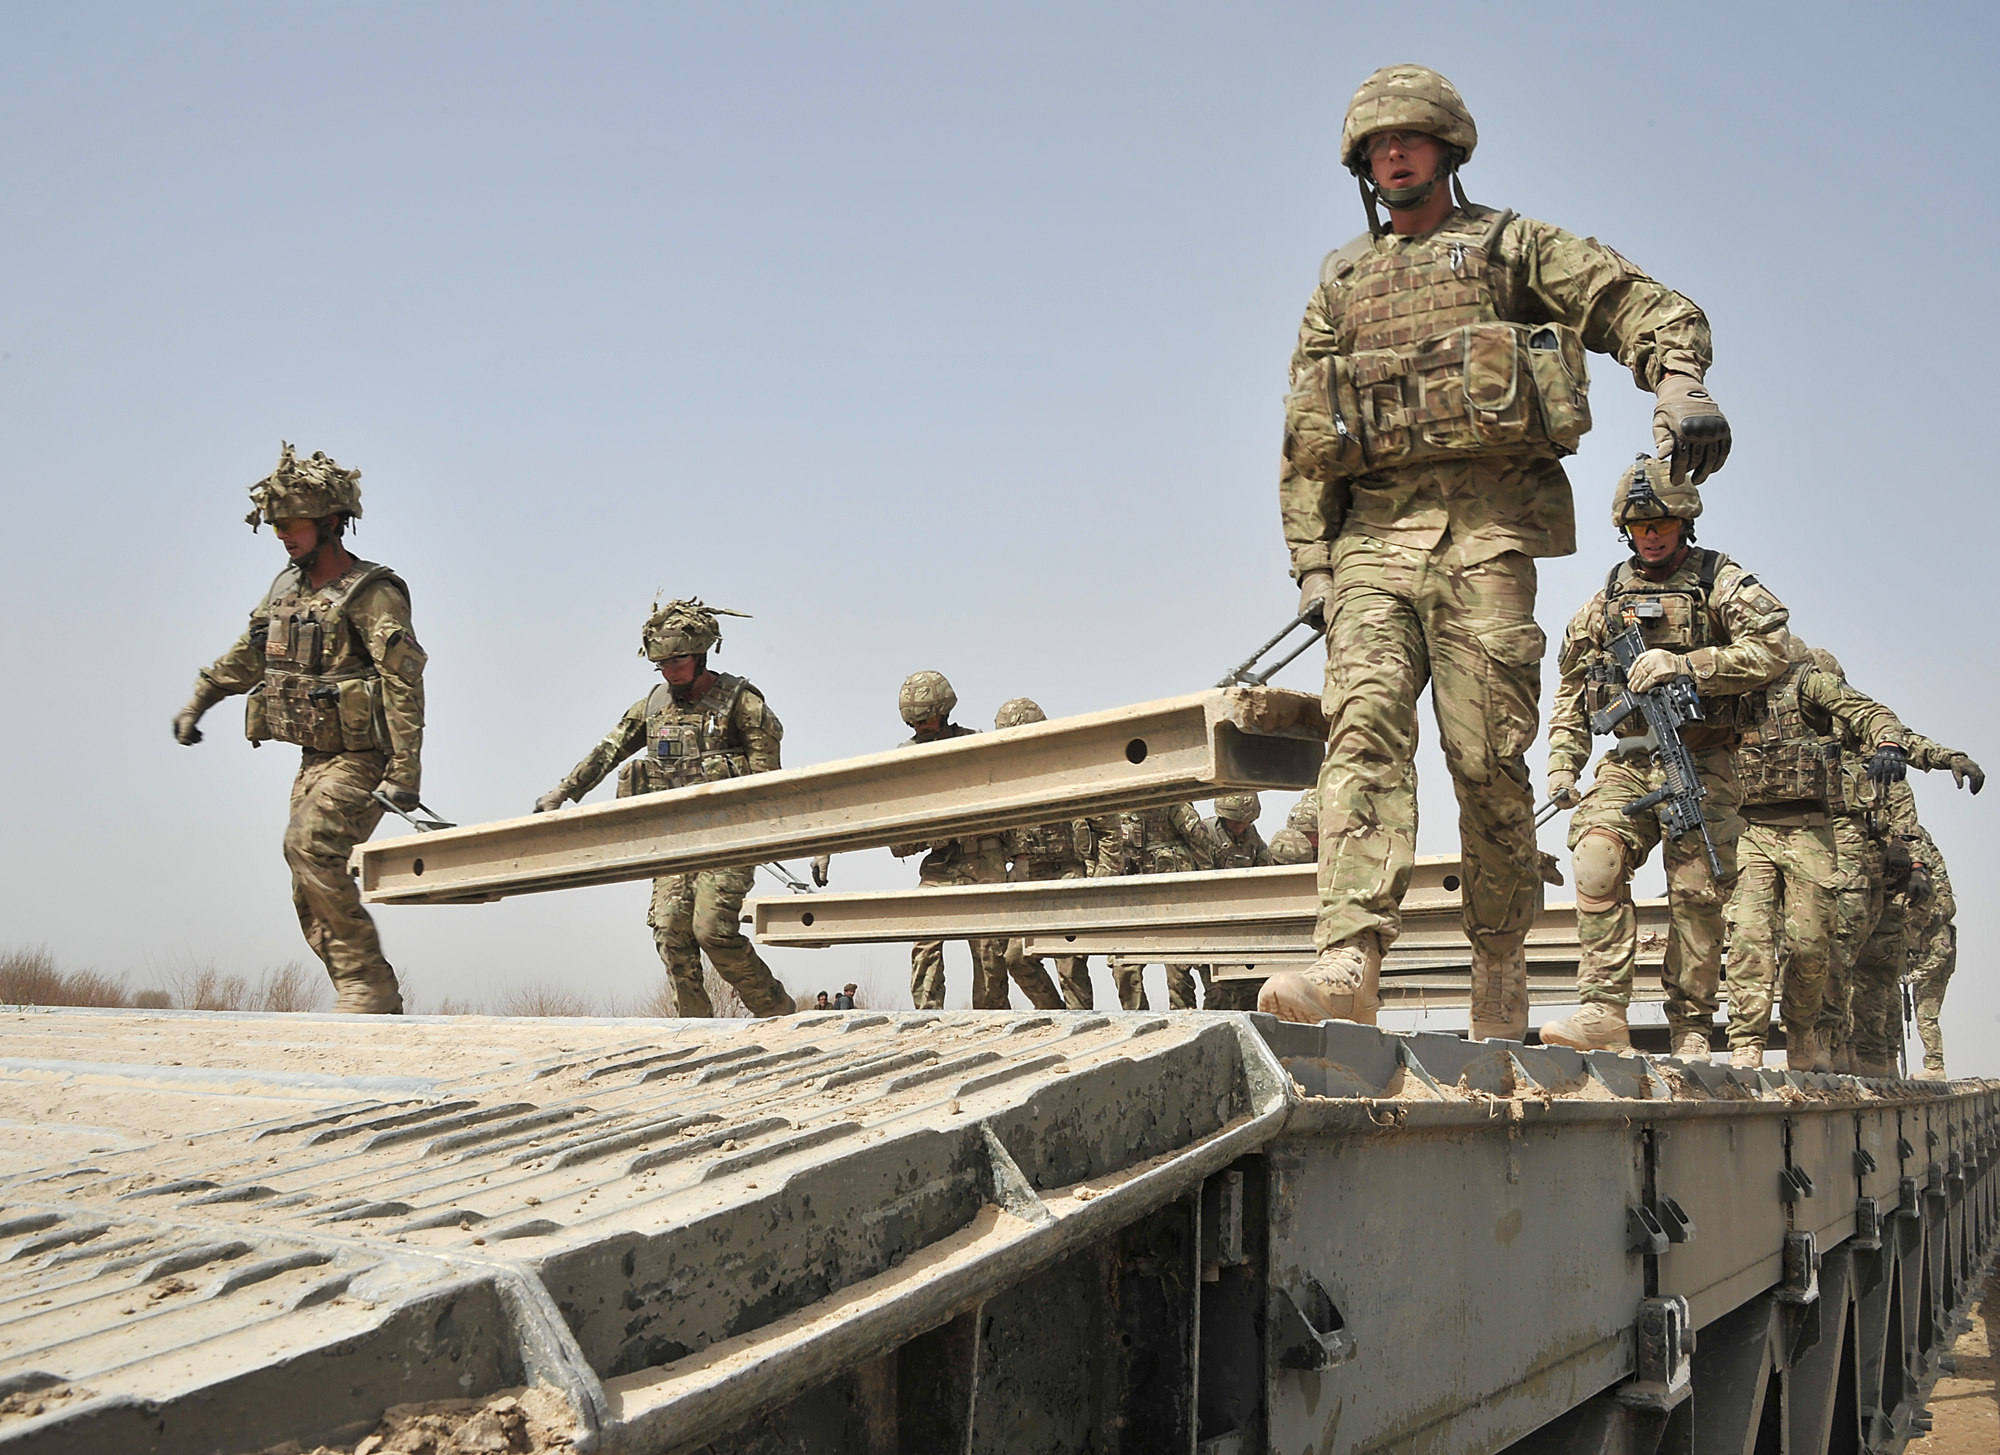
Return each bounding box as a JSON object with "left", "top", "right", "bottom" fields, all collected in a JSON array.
[
  {"left": 1906, "top": 863, "right": 1934, "bottom": 907},
  {"left": 1865, "top": 744, "right": 1909, "bottom": 786}
]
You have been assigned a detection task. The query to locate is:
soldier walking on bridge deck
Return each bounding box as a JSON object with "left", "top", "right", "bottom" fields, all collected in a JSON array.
[
  {"left": 173, "top": 444, "right": 425, "bottom": 1014},
  {"left": 1536, "top": 463, "right": 1788, "bottom": 1058},
  {"left": 1264, "top": 64, "right": 1730, "bottom": 1040},
  {"left": 532, "top": 600, "right": 796, "bottom": 1018}
]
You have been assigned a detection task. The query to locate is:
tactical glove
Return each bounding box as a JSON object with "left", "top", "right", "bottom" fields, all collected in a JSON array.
[
  {"left": 1546, "top": 769, "right": 1579, "bottom": 807},
  {"left": 1865, "top": 744, "right": 1909, "bottom": 786},
  {"left": 172, "top": 705, "right": 206, "bottom": 746},
  {"left": 376, "top": 784, "right": 421, "bottom": 811},
  {"left": 1906, "top": 863, "right": 1934, "bottom": 907},
  {"left": 1652, "top": 374, "right": 1731, "bottom": 485},
  {"left": 533, "top": 789, "right": 568, "bottom": 814},
  {"left": 809, "top": 854, "right": 832, "bottom": 887},
  {"left": 1625, "top": 649, "right": 1689, "bottom": 694},
  {"left": 1296, "top": 570, "right": 1336, "bottom": 633},
  {"left": 1948, "top": 754, "right": 1985, "bottom": 794}
]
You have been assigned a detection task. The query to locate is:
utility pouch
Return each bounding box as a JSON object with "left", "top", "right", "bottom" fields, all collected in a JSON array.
[
  {"left": 244, "top": 682, "right": 269, "bottom": 742},
  {"left": 1285, "top": 354, "right": 1368, "bottom": 477},
  {"left": 1525, "top": 322, "right": 1591, "bottom": 450},
  {"left": 336, "top": 678, "right": 382, "bottom": 751}
]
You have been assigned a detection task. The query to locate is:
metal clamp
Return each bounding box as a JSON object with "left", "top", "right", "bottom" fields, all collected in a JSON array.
[
  {"left": 1618, "top": 1295, "right": 1694, "bottom": 1412},
  {"left": 1776, "top": 1230, "right": 1820, "bottom": 1306},
  {"left": 1779, "top": 1166, "right": 1815, "bottom": 1202},
  {"left": 1853, "top": 1196, "right": 1883, "bottom": 1253}
]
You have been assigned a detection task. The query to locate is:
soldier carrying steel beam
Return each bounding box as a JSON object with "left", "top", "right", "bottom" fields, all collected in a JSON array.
[{"left": 531, "top": 599, "right": 797, "bottom": 1019}]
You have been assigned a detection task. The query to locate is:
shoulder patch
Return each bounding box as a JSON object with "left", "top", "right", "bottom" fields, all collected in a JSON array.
[{"left": 1319, "top": 231, "right": 1374, "bottom": 288}]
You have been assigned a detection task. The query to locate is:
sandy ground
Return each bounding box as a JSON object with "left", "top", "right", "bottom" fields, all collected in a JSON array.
[{"left": 1906, "top": 1262, "right": 1999, "bottom": 1455}]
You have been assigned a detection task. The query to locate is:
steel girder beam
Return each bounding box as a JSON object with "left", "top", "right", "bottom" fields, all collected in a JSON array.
[{"left": 353, "top": 687, "right": 1325, "bottom": 905}]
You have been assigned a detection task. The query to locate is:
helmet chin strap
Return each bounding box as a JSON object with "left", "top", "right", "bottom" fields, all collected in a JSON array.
[{"left": 1358, "top": 160, "right": 1469, "bottom": 233}]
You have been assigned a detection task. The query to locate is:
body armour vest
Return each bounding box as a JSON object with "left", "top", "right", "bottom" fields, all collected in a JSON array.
[
  {"left": 617, "top": 673, "right": 756, "bottom": 796},
  {"left": 1582, "top": 551, "right": 1746, "bottom": 750},
  {"left": 1015, "top": 822, "right": 1086, "bottom": 873},
  {"left": 1734, "top": 662, "right": 1838, "bottom": 807},
  {"left": 1212, "top": 826, "right": 1265, "bottom": 870},
  {"left": 1115, "top": 809, "right": 1198, "bottom": 875},
  {"left": 1289, "top": 207, "right": 1592, "bottom": 480},
  {"left": 247, "top": 559, "right": 403, "bottom": 753}
]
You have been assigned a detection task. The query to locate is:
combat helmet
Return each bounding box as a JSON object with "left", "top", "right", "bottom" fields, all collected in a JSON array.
[
  {"left": 1809, "top": 646, "right": 1846, "bottom": 682},
  {"left": 994, "top": 697, "right": 1046, "bottom": 729},
  {"left": 1286, "top": 789, "right": 1321, "bottom": 832},
  {"left": 640, "top": 598, "right": 748, "bottom": 661},
  {"left": 1611, "top": 454, "right": 1703, "bottom": 531},
  {"left": 899, "top": 670, "right": 958, "bottom": 726},
  {"left": 1214, "top": 792, "right": 1262, "bottom": 824},
  {"left": 1341, "top": 65, "right": 1477, "bottom": 231},
  {"left": 243, "top": 442, "right": 363, "bottom": 531}
]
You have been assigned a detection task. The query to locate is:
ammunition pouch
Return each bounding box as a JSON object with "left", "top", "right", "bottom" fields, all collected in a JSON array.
[{"left": 1287, "top": 321, "right": 1590, "bottom": 480}]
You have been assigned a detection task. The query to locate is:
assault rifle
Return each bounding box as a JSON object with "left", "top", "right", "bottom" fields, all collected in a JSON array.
[{"left": 1587, "top": 609, "right": 1726, "bottom": 881}]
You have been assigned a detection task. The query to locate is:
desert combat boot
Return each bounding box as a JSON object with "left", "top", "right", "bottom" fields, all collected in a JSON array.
[
  {"left": 1469, "top": 944, "right": 1530, "bottom": 1042},
  {"left": 1537, "top": 1002, "right": 1631, "bottom": 1054},
  {"left": 1258, "top": 934, "right": 1381, "bottom": 1025},
  {"left": 1785, "top": 1023, "right": 1830, "bottom": 1073}
]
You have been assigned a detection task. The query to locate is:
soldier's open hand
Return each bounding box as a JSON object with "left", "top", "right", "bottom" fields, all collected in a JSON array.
[
  {"left": 1948, "top": 754, "right": 1985, "bottom": 794},
  {"left": 1652, "top": 374, "right": 1731, "bottom": 485},
  {"left": 172, "top": 707, "right": 205, "bottom": 746}
]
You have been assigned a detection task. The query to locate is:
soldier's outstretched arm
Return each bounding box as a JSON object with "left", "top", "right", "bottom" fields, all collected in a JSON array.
[
  {"left": 1174, "top": 802, "right": 1219, "bottom": 870},
  {"left": 538, "top": 699, "right": 648, "bottom": 811},
  {"left": 1901, "top": 729, "right": 1984, "bottom": 794},
  {"left": 175, "top": 619, "right": 266, "bottom": 746}
]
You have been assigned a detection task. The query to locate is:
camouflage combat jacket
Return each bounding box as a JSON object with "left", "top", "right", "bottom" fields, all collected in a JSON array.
[
  {"left": 1733, "top": 661, "right": 1908, "bottom": 820},
  {"left": 557, "top": 671, "right": 782, "bottom": 802},
  {"left": 1207, "top": 817, "right": 1273, "bottom": 870},
  {"left": 192, "top": 556, "right": 426, "bottom": 792},
  {"left": 1091, "top": 803, "right": 1218, "bottom": 877},
  {"left": 1005, "top": 819, "right": 1094, "bottom": 882},
  {"left": 1547, "top": 549, "right": 1789, "bottom": 778},
  {"left": 1281, "top": 205, "right": 1712, "bottom": 576},
  {"left": 888, "top": 722, "right": 1004, "bottom": 871}
]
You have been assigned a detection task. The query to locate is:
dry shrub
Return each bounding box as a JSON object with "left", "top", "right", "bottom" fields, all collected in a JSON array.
[
  {"left": 248, "top": 962, "right": 327, "bottom": 1013},
  {"left": 165, "top": 963, "right": 249, "bottom": 1011},
  {"left": 498, "top": 982, "right": 594, "bottom": 1018},
  {"left": 0, "top": 946, "right": 130, "bottom": 1008},
  {"left": 431, "top": 996, "right": 484, "bottom": 1016},
  {"left": 132, "top": 989, "right": 172, "bottom": 1009}
]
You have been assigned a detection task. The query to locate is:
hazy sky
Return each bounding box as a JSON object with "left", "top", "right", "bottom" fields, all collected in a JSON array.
[{"left": 4, "top": 4, "right": 1993, "bottom": 1070}]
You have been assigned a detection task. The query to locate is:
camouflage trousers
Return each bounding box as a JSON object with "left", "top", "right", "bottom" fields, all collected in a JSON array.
[
  {"left": 1112, "top": 962, "right": 1151, "bottom": 1011},
  {"left": 1819, "top": 816, "right": 1887, "bottom": 1053},
  {"left": 999, "top": 864, "right": 1092, "bottom": 1010},
  {"left": 1846, "top": 896, "right": 1909, "bottom": 1072},
  {"left": 285, "top": 749, "right": 401, "bottom": 1013},
  {"left": 1570, "top": 745, "right": 1742, "bottom": 1041},
  {"left": 911, "top": 839, "right": 1035, "bottom": 1010},
  {"left": 1316, "top": 535, "right": 1542, "bottom": 959},
  {"left": 1911, "top": 916, "right": 1956, "bottom": 1074},
  {"left": 650, "top": 867, "right": 794, "bottom": 1018},
  {"left": 1199, "top": 967, "right": 1262, "bottom": 1011},
  {"left": 1722, "top": 815, "right": 1836, "bottom": 1051}
]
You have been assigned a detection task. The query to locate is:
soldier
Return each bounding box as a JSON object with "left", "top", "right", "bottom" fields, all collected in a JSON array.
[
  {"left": 1720, "top": 636, "right": 1913, "bottom": 1069},
  {"left": 172, "top": 444, "right": 424, "bottom": 1014},
  {"left": 1267, "top": 790, "right": 1320, "bottom": 866},
  {"left": 881, "top": 672, "right": 1020, "bottom": 1010},
  {"left": 1805, "top": 647, "right": 1981, "bottom": 1071},
  {"left": 994, "top": 699, "right": 1095, "bottom": 1010},
  {"left": 1092, "top": 802, "right": 1219, "bottom": 1009},
  {"left": 1535, "top": 461, "right": 1787, "bottom": 1057},
  {"left": 1200, "top": 793, "right": 1273, "bottom": 1010},
  {"left": 1907, "top": 824, "right": 1958, "bottom": 1080},
  {"left": 532, "top": 600, "right": 795, "bottom": 1018},
  {"left": 1268, "top": 64, "right": 1729, "bottom": 1039}
]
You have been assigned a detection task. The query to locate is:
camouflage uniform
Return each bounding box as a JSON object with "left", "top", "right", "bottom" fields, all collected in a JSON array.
[
  {"left": 181, "top": 447, "right": 423, "bottom": 1014},
  {"left": 1201, "top": 795, "right": 1273, "bottom": 1010},
  {"left": 1722, "top": 656, "right": 1908, "bottom": 1055},
  {"left": 1845, "top": 778, "right": 1938, "bottom": 1075},
  {"left": 1092, "top": 803, "right": 1218, "bottom": 1009},
  {"left": 1001, "top": 817, "right": 1096, "bottom": 1010},
  {"left": 552, "top": 667, "right": 793, "bottom": 1017},
  {"left": 1267, "top": 790, "right": 1320, "bottom": 866},
  {"left": 1907, "top": 826, "right": 1957, "bottom": 1076},
  {"left": 1282, "top": 195, "right": 1715, "bottom": 979},
  {"left": 1546, "top": 550, "right": 1788, "bottom": 1043}
]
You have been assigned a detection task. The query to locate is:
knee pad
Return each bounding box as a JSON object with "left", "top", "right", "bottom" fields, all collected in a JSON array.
[{"left": 1572, "top": 830, "right": 1629, "bottom": 912}]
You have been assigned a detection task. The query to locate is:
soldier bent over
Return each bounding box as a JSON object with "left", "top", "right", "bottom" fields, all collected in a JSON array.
[
  {"left": 1265, "top": 64, "right": 1731, "bottom": 1040},
  {"left": 174, "top": 444, "right": 424, "bottom": 1014},
  {"left": 534, "top": 600, "right": 795, "bottom": 1017},
  {"left": 1718, "top": 636, "right": 1911, "bottom": 1069},
  {"left": 1538, "top": 461, "right": 1787, "bottom": 1057},
  {"left": 993, "top": 698, "right": 1091, "bottom": 1010},
  {"left": 1198, "top": 793, "right": 1274, "bottom": 1010},
  {"left": 1092, "top": 802, "right": 1219, "bottom": 1009}
]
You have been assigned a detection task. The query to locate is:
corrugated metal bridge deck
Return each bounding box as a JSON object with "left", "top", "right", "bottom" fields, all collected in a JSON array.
[{"left": 0, "top": 1008, "right": 1992, "bottom": 1455}]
